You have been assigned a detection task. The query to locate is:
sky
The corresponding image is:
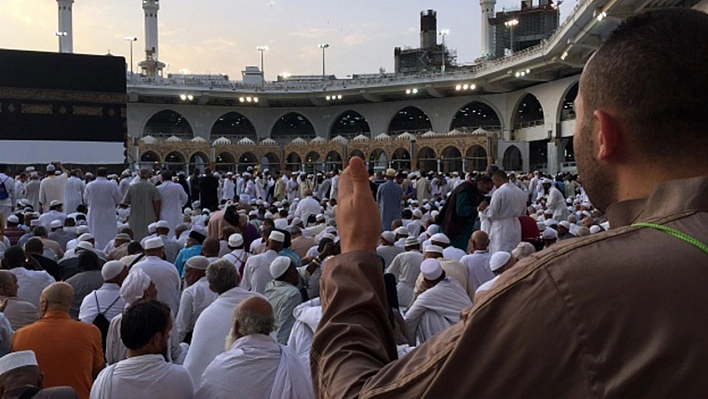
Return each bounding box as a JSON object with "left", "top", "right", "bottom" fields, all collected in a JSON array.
[{"left": 0, "top": 0, "right": 576, "bottom": 80}]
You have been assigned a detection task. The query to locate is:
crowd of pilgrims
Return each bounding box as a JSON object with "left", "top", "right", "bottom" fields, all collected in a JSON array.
[{"left": 0, "top": 160, "right": 610, "bottom": 398}]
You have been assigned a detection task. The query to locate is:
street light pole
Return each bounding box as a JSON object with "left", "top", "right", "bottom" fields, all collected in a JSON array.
[
  {"left": 54, "top": 31, "right": 67, "bottom": 53},
  {"left": 257, "top": 46, "right": 269, "bottom": 82},
  {"left": 125, "top": 37, "right": 138, "bottom": 74},
  {"left": 505, "top": 19, "right": 519, "bottom": 55},
  {"left": 437, "top": 29, "right": 449, "bottom": 73},
  {"left": 318, "top": 43, "right": 329, "bottom": 80}
]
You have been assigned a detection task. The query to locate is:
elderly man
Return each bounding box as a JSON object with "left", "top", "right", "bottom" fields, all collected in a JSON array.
[
  {"left": 107, "top": 233, "right": 132, "bottom": 261},
  {"left": 49, "top": 219, "right": 74, "bottom": 252},
  {"left": 376, "top": 231, "right": 403, "bottom": 270},
  {"left": 241, "top": 230, "right": 285, "bottom": 294},
  {"left": 479, "top": 170, "right": 528, "bottom": 254},
  {"left": 0, "top": 351, "right": 79, "bottom": 398},
  {"left": 404, "top": 258, "right": 472, "bottom": 345},
  {"left": 311, "top": 10, "right": 708, "bottom": 397},
  {"left": 12, "top": 282, "right": 104, "bottom": 399},
  {"left": 183, "top": 259, "right": 264, "bottom": 387},
  {"left": 122, "top": 168, "right": 161, "bottom": 241},
  {"left": 460, "top": 230, "right": 494, "bottom": 293},
  {"left": 65, "top": 251, "right": 104, "bottom": 320},
  {"left": 377, "top": 169, "right": 402, "bottom": 233},
  {"left": 175, "top": 256, "right": 218, "bottom": 343},
  {"left": 386, "top": 236, "right": 423, "bottom": 309},
  {"left": 195, "top": 296, "right": 313, "bottom": 399},
  {"left": 91, "top": 300, "right": 194, "bottom": 399},
  {"left": 264, "top": 256, "right": 302, "bottom": 345},
  {"left": 0, "top": 270, "right": 39, "bottom": 330}
]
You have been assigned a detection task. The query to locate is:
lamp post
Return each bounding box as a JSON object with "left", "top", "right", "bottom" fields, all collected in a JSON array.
[
  {"left": 54, "top": 31, "right": 67, "bottom": 53},
  {"left": 125, "top": 37, "right": 138, "bottom": 74},
  {"left": 318, "top": 43, "right": 329, "bottom": 80},
  {"left": 437, "top": 29, "right": 449, "bottom": 73},
  {"left": 505, "top": 19, "right": 519, "bottom": 55}
]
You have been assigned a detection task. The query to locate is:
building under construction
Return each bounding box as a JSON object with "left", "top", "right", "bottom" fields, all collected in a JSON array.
[
  {"left": 489, "top": 0, "right": 559, "bottom": 59},
  {"left": 394, "top": 10, "right": 456, "bottom": 74}
]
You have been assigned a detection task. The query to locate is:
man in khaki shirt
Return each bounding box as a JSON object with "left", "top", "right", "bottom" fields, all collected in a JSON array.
[{"left": 312, "top": 9, "right": 708, "bottom": 397}]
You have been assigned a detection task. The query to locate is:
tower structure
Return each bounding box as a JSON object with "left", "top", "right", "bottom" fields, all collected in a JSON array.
[
  {"left": 139, "top": 0, "right": 165, "bottom": 76},
  {"left": 56, "top": 0, "right": 74, "bottom": 53},
  {"left": 481, "top": 0, "right": 496, "bottom": 57},
  {"left": 420, "top": 10, "right": 438, "bottom": 49}
]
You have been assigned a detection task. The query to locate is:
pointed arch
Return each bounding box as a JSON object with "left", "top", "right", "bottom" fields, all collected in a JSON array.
[
  {"left": 285, "top": 152, "right": 302, "bottom": 172},
  {"left": 502, "top": 146, "right": 522, "bottom": 171},
  {"left": 391, "top": 147, "right": 411, "bottom": 171},
  {"left": 211, "top": 112, "right": 257, "bottom": 141},
  {"left": 215, "top": 152, "right": 236, "bottom": 172},
  {"left": 559, "top": 82, "right": 579, "bottom": 122},
  {"left": 388, "top": 106, "right": 432, "bottom": 135},
  {"left": 513, "top": 93, "right": 545, "bottom": 129},
  {"left": 271, "top": 112, "right": 316, "bottom": 141},
  {"left": 441, "top": 146, "right": 462, "bottom": 173},
  {"left": 144, "top": 110, "right": 193, "bottom": 139},
  {"left": 329, "top": 110, "right": 371, "bottom": 139},
  {"left": 417, "top": 146, "right": 437, "bottom": 173},
  {"left": 450, "top": 101, "right": 502, "bottom": 132},
  {"left": 466, "top": 145, "right": 488, "bottom": 172}
]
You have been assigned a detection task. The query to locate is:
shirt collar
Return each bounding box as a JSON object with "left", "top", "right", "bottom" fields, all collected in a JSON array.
[{"left": 43, "top": 310, "right": 70, "bottom": 320}]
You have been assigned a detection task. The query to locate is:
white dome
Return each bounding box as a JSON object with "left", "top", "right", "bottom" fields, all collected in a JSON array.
[
  {"left": 140, "top": 135, "right": 157, "bottom": 144},
  {"left": 212, "top": 136, "right": 232, "bottom": 146},
  {"left": 260, "top": 138, "right": 278, "bottom": 146},
  {"left": 237, "top": 137, "right": 256, "bottom": 145},
  {"left": 352, "top": 134, "right": 369, "bottom": 142},
  {"left": 330, "top": 135, "right": 348, "bottom": 144},
  {"left": 422, "top": 130, "right": 438, "bottom": 137},
  {"left": 191, "top": 137, "right": 207, "bottom": 143},
  {"left": 291, "top": 137, "right": 308, "bottom": 145},
  {"left": 471, "top": 128, "right": 490, "bottom": 136},
  {"left": 165, "top": 135, "right": 182, "bottom": 143},
  {"left": 447, "top": 129, "right": 463, "bottom": 136},
  {"left": 397, "top": 132, "right": 416, "bottom": 141},
  {"left": 310, "top": 137, "right": 326, "bottom": 144},
  {"left": 373, "top": 133, "right": 392, "bottom": 141}
]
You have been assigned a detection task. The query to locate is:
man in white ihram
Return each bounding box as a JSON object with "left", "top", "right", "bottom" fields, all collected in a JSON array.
[
  {"left": 131, "top": 238, "right": 181, "bottom": 315},
  {"left": 479, "top": 170, "right": 527, "bottom": 254},
  {"left": 195, "top": 296, "right": 313, "bottom": 399},
  {"left": 183, "top": 259, "right": 263, "bottom": 387},
  {"left": 84, "top": 167, "right": 123, "bottom": 252}
]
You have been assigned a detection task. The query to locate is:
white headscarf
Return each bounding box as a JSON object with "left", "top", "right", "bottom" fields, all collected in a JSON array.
[{"left": 120, "top": 269, "right": 151, "bottom": 305}]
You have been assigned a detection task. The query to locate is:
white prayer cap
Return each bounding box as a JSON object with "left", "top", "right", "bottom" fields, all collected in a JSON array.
[
  {"left": 381, "top": 231, "right": 395, "bottom": 243},
  {"left": 49, "top": 200, "right": 62, "bottom": 208},
  {"left": 147, "top": 223, "right": 157, "bottom": 234},
  {"left": 269, "top": 231, "right": 285, "bottom": 242},
  {"left": 76, "top": 225, "right": 90, "bottom": 235},
  {"left": 430, "top": 233, "right": 450, "bottom": 245},
  {"left": 49, "top": 220, "right": 62, "bottom": 229},
  {"left": 101, "top": 260, "right": 127, "bottom": 281},
  {"left": 46, "top": 164, "right": 55, "bottom": 172},
  {"left": 581, "top": 210, "right": 592, "bottom": 218},
  {"left": 431, "top": 210, "right": 440, "bottom": 220},
  {"left": 264, "top": 212, "right": 273, "bottom": 220},
  {"left": 420, "top": 259, "right": 443, "bottom": 280},
  {"left": 7, "top": 215, "right": 19, "bottom": 224},
  {"left": 30, "top": 172, "right": 38, "bottom": 178},
  {"left": 30, "top": 220, "right": 41, "bottom": 227},
  {"left": 25, "top": 166, "right": 35, "bottom": 172},
  {"left": 269, "top": 256, "right": 292, "bottom": 279},
  {"left": 274, "top": 201, "right": 281, "bottom": 207},
  {"left": 292, "top": 217, "right": 302, "bottom": 226},
  {"left": 544, "top": 219, "right": 558, "bottom": 227},
  {"left": 78, "top": 233, "right": 93, "bottom": 242},
  {"left": 512, "top": 242, "right": 536, "bottom": 261},
  {"left": 541, "top": 178, "right": 553, "bottom": 184},
  {"left": 600, "top": 221, "right": 611, "bottom": 231},
  {"left": 183, "top": 207, "right": 192, "bottom": 215},
  {"left": 566, "top": 198, "right": 574, "bottom": 204},
  {"left": 537, "top": 222, "right": 546, "bottom": 232},
  {"left": 581, "top": 202, "right": 592, "bottom": 209},
  {"left": 590, "top": 225, "right": 602, "bottom": 234},
  {"left": 228, "top": 233, "right": 244, "bottom": 247},
  {"left": 0, "top": 350, "right": 38, "bottom": 376},
  {"left": 385, "top": 168, "right": 397, "bottom": 177},
  {"left": 186, "top": 256, "right": 210, "bottom": 271},
  {"left": 76, "top": 241, "right": 94, "bottom": 251},
  {"left": 424, "top": 245, "right": 443, "bottom": 255},
  {"left": 394, "top": 226, "right": 409, "bottom": 236},
  {"left": 156, "top": 220, "right": 170, "bottom": 229},
  {"left": 144, "top": 237, "right": 164, "bottom": 250},
  {"left": 274, "top": 219, "right": 288, "bottom": 230},
  {"left": 559, "top": 221, "right": 571, "bottom": 230},
  {"left": 316, "top": 214, "right": 326, "bottom": 222},
  {"left": 426, "top": 225, "right": 439, "bottom": 236},
  {"left": 412, "top": 209, "right": 423, "bottom": 219},
  {"left": 423, "top": 204, "right": 431, "bottom": 211},
  {"left": 404, "top": 236, "right": 420, "bottom": 247},
  {"left": 490, "top": 251, "right": 512, "bottom": 272},
  {"left": 321, "top": 233, "right": 337, "bottom": 242},
  {"left": 248, "top": 210, "right": 258, "bottom": 216},
  {"left": 256, "top": 199, "right": 264, "bottom": 206},
  {"left": 542, "top": 228, "right": 558, "bottom": 240},
  {"left": 121, "top": 269, "right": 152, "bottom": 305}
]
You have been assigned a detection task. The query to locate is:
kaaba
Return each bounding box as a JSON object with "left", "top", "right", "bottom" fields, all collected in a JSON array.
[{"left": 0, "top": 49, "right": 126, "bottom": 165}]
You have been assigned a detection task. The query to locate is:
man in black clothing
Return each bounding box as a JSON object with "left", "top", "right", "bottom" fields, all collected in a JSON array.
[{"left": 198, "top": 168, "right": 219, "bottom": 211}]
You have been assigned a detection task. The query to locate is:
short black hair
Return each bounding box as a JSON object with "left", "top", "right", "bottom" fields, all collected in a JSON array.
[
  {"left": 127, "top": 241, "right": 144, "bottom": 255},
  {"left": 121, "top": 300, "right": 171, "bottom": 350},
  {"left": 492, "top": 170, "right": 508, "bottom": 181},
  {"left": 0, "top": 164, "right": 6, "bottom": 173},
  {"left": 78, "top": 250, "right": 101, "bottom": 272},
  {"left": 2, "top": 246, "right": 26, "bottom": 269},
  {"left": 582, "top": 9, "right": 708, "bottom": 163},
  {"left": 96, "top": 167, "right": 108, "bottom": 177}
]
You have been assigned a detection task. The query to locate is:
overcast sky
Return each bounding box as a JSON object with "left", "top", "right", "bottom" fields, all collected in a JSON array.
[{"left": 1, "top": 0, "right": 575, "bottom": 80}]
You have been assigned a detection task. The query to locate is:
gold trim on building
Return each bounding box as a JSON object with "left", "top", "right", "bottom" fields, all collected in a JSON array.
[
  {"left": 0, "top": 87, "right": 126, "bottom": 104},
  {"left": 21, "top": 103, "right": 53, "bottom": 115},
  {"left": 74, "top": 106, "right": 103, "bottom": 116}
]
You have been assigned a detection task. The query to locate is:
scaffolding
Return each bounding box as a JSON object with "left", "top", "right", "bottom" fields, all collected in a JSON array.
[{"left": 489, "top": 1, "right": 559, "bottom": 59}]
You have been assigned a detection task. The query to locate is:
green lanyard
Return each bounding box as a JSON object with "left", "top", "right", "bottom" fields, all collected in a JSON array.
[{"left": 632, "top": 222, "right": 708, "bottom": 255}]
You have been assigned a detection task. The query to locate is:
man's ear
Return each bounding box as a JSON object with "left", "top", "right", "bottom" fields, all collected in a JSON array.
[{"left": 593, "top": 109, "right": 623, "bottom": 161}]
